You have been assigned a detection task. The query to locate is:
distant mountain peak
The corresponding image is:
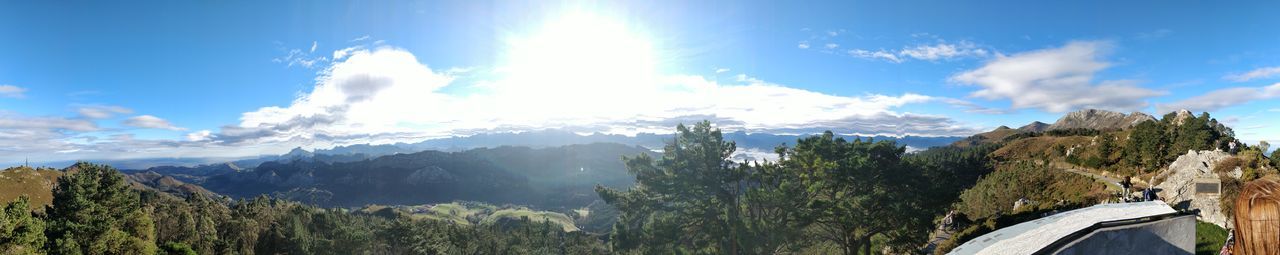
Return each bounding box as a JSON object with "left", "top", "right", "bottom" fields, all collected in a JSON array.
[
  {"left": 1047, "top": 109, "right": 1154, "bottom": 131},
  {"left": 284, "top": 147, "right": 314, "bottom": 158},
  {"left": 1018, "top": 121, "right": 1050, "bottom": 132}
]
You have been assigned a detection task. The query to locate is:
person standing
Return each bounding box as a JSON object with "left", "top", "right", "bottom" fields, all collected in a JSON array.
[{"left": 1120, "top": 176, "right": 1133, "bottom": 202}]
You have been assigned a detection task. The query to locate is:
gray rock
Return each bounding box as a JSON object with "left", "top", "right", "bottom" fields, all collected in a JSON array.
[
  {"left": 1153, "top": 150, "right": 1237, "bottom": 228},
  {"left": 1170, "top": 109, "right": 1194, "bottom": 126},
  {"left": 1047, "top": 109, "right": 1155, "bottom": 131}
]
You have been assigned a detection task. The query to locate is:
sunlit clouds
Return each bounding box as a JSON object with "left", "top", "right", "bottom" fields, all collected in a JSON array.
[{"left": 215, "top": 46, "right": 976, "bottom": 148}]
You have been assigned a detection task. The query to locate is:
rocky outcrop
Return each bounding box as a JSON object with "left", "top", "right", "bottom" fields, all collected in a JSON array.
[
  {"left": 1048, "top": 109, "right": 1156, "bottom": 131},
  {"left": 1169, "top": 109, "right": 1195, "bottom": 126},
  {"left": 1154, "top": 150, "right": 1239, "bottom": 228},
  {"left": 1018, "top": 121, "right": 1050, "bottom": 133}
]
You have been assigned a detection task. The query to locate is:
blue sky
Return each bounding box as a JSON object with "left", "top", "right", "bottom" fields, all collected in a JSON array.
[{"left": 1, "top": 0, "right": 1278, "bottom": 163}]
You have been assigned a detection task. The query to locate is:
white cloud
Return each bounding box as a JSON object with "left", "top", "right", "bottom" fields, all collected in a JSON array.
[
  {"left": 76, "top": 105, "right": 133, "bottom": 119},
  {"left": 797, "top": 42, "right": 810, "bottom": 49},
  {"left": 0, "top": 113, "right": 98, "bottom": 132},
  {"left": 848, "top": 49, "right": 902, "bottom": 63},
  {"left": 932, "top": 97, "right": 1014, "bottom": 114},
  {"left": 274, "top": 48, "right": 328, "bottom": 69},
  {"left": 310, "top": 41, "right": 318, "bottom": 53},
  {"left": 186, "top": 130, "right": 212, "bottom": 142},
  {"left": 845, "top": 41, "right": 988, "bottom": 63},
  {"left": 1224, "top": 66, "right": 1280, "bottom": 82},
  {"left": 207, "top": 47, "right": 979, "bottom": 148},
  {"left": 351, "top": 35, "right": 371, "bottom": 42},
  {"left": 0, "top": 85, "right": 26, "bottom": 98},
  {"left": 951, "top": 41, "right": 1166, "bottom": 113},
  {"left": 897, "top": 41, "right": 988, "bottom": 61},
  {"left": 5, "top": 45, "right": 987, "bottom": 165},
  {"left": 0, "top": 111, "right": 101, "bottom": 160},
  {"left": 124, "top": 115, "right": 185, "bottom": 131},
  {"left": 825, "top": 43, "right": 839, "bottom": 49},
  {"left": 333, "top": 46, "right": 366, "bottom": 60},
  {"left": 715, "top": 68, "right": 730, "bottom": 74},
  {"left": 1157, "top": 83, "right": 1280, "bottom": 113}
]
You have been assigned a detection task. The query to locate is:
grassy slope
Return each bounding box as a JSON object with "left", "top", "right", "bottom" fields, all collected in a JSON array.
[
  {"left": 482, "top": 208, "right": 580, "bottom": 232},
  {"left": 364, "top": 202, "right": 580, "bottom": 232},
  {"left": 0, "top": 166, "right": 63, "bottom": 210},
  {"left": 1196, "top": 220, "right": 1227, "bottom": 255}
]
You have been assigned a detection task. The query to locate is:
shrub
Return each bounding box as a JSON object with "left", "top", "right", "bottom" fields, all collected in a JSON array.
[{"left": 160, "top": 242, "right": 197, "bottom": 255}]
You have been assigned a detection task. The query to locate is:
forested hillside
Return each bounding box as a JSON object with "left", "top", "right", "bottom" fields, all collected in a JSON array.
[
  {"left": 0, "top": 122, "right": 994, "bottom": 255},
  {"left": 3, "top": 110, "right": 1277, "bottom": 255},
  {"left": 2, "top": 162, "right": 608, "bottom": 255},
  {"left": 187, "top": 143, "right": 656, "bottom": 209}
]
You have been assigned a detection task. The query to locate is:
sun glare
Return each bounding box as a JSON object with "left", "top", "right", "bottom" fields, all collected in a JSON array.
[{"left": 500, "top": 11, "right": 660, "bottom": 103}]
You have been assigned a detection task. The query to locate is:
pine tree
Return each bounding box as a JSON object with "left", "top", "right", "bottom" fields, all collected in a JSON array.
[
  {"left": 45, "top": 162, "right": 158, "bottom": 255},
  {"left": 597, "top": 121, "right": 748, "bottom": 254},
  {"left": 0, "top": 196, "right": 46, "bottom": 255}
]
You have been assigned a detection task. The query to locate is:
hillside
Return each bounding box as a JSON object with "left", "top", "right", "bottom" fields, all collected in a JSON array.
[
  {"left": 124, "top": 171, "right": 219, "bottom": 198},
  {"left": 188, "top": 143, "right": 656, "bottom": 209},
  {"left": 931, "top": 108, "right": 1273, "bottom": 254},
  {"left": 951, "top": 126, "right": 1023, "bottom": 148},
  {"left": 0, "top": 166, "right": 62, "bottom": 210},
  {"left": 358, "top": 202, "right": 581, "bottom": 232},
  {"left": 2, "top": 111, "right": 1272, "bottom": 255}
]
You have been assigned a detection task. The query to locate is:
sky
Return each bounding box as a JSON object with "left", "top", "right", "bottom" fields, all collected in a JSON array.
[{"left": 1, "top": 0, "right": 1278, "bottom": 164}]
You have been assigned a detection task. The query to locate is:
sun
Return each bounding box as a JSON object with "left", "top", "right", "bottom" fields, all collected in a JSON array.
[{"left": 499, "top": 11, "right": 661, "bottom": 100}]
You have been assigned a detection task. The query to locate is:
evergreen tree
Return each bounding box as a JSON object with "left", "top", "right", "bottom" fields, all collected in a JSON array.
[
  {"left": 597, "top": 121, "right": 749, "bottom": 254},
  {"left": 1125, "top": 121, "right": 1166, "bottom": 172},
  {"left": 1271, "top": 149, "right": 1280, "bottom": 169},
  {"left": 0, "top": 196, "right": 46, "bottom": 255},
  {"left": 45, "top": 162, "right": 158, "bottom": 255},
  {"left": 788, "top": 132, "right": 912, "bottom": 255}
]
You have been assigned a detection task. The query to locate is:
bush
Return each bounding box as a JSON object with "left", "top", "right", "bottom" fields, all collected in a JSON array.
[
  {"left": 1045, "top": 128, "right": 1101, "bottom": 137},
  {"left": 1214, "top": 157, "right": 1244, "bottom": 174},
  {"left": 160, "top": 242, "right": 197, "bottom": 255},
  {"left": 1082, "top": 156, "right": 1104, "bottom": 169},
  {"left": 957, "top": 163, "right": 1106, "bottom": 220},
  {"left": 1271, "top": 150, "right": 1280, "bottom": 169}
]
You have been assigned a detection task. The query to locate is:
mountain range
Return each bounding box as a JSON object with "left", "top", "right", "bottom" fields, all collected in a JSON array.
[{"left": 129, "top": 143, "right": 658, "bottom": 209}]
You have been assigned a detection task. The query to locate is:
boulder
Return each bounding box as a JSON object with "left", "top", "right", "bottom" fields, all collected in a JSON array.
[{"left": 1154, "top": 150, "right": 1238, "bottom": 228}]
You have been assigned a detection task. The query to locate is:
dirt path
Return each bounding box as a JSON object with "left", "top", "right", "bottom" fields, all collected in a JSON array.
[
  {"left": 921, "top": 226, "right": 954, "bottom": 254},
  {"left": 1046, "top": 161, "right": 1123, "bottom": 191}
]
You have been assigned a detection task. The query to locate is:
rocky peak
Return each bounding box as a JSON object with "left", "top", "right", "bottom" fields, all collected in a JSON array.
[
  {"left": 1170, "top": 109, "right": 1195, "bottom": 126},
  {"left": 1047, "top": 109, "right": 1155, "bottom": 131}
]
